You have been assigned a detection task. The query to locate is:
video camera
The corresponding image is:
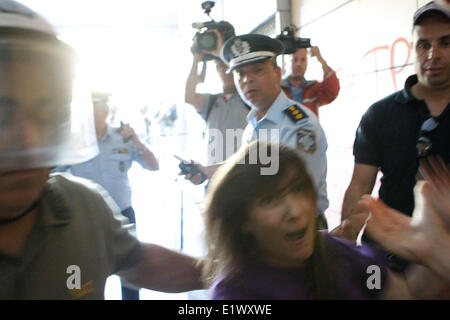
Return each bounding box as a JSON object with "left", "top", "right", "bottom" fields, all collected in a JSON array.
[
  {"left": 191, "top": 1, "right": 235, "bottom": 61},
  {"left": 276, "top": 25, "right": 311, "bottom": 55}
]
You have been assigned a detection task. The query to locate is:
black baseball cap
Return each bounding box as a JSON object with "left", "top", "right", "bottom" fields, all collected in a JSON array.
[{"left": 413, "top": 1, "right": 450, "bottom": 25}]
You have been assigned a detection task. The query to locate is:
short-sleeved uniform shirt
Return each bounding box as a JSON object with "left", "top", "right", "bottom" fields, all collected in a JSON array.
[
  {"left": 200, "top": 93, "right": 249, "bottom": 165},
  {"left": 354, "top": 75, "right": 450, "bottom": 215},
  {"left": 63, "top": 125, "right": 146, "bottom": 211},
  {"left": 210, "top": 232, "right": 389, "bottom": 299},
  {"left": 242, "top": 91, "right": 329, "bottom": 215},
  {"left": 0, "top": 174, "right": 142, "bottom": 299}
]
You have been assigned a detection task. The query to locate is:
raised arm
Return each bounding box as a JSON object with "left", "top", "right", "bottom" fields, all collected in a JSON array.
[
  {"left": 310, "top": 46, "right": 340, "bottom": 105},
  {"left": 119, "top": 123, "right": 159, "bottom": 170},
  {"left": 185, "top": 53, "right": 207, "bottom": 113},
  {"left": 310, "top": 46, "right": 333, "bottom": 76}
]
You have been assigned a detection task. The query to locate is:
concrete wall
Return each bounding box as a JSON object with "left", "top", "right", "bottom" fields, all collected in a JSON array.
[{"left": 289, "top": 0, "right": 428, "bottom": 228}]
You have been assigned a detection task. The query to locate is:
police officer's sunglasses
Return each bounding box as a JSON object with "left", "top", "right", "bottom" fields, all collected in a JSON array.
[{"left": 416, "top": 116, "right": 439, "bottom": 158}]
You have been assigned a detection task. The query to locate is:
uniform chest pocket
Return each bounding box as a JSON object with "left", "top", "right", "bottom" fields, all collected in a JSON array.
[{"left": 106, "top": 153, "right": 132, "bottom": 176}]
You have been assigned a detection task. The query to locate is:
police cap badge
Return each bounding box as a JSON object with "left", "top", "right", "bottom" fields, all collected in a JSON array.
[{"left": 221, "top": 34, "right": 284, "bottom": 73}]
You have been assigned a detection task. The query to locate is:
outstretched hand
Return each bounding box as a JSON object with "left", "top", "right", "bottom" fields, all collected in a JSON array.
[
  {"left": 360, "top": 195, "right": 420, "bottom": 262},
  {"left": 419, "top": 155, "right": 450, "bottom": 226},
  {"left": 362, "top": 156, "right": 450, "bottom": 265}
]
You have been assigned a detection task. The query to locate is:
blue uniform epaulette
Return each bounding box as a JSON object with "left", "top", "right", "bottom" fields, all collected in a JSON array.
[{"left": 284, "top": 104, "right": 308, "bottom": 123}]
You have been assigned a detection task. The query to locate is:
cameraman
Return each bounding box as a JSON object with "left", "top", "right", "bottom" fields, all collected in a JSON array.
[
  {"left": 281, "top": 45, "right": 340, "bottom": 118},
  {"left": 185, "top": 22, "right": 249, "bottom": 165}
]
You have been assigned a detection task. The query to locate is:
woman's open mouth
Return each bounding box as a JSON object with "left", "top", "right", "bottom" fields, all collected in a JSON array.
[{"left": 284, "top": 227, "right": 308, "bottom": 242}]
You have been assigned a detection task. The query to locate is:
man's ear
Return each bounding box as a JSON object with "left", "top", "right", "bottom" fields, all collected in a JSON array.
[{"left": 275, "top": 65, "right": 282, "bottom": 81}]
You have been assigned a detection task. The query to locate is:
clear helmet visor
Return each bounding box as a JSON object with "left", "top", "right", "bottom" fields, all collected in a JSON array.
[{"left": 0, "top": 33, "right": 98, "bottom": 169}]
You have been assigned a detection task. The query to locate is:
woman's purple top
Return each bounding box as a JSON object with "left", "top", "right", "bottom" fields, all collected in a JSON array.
[{"left": 210, "top": 232, "right": 389, "bottom": 300}]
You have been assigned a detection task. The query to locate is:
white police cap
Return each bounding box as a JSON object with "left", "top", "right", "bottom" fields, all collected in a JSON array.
[{"left": 221, "top": 34, "right": 284, "bottom": 72}]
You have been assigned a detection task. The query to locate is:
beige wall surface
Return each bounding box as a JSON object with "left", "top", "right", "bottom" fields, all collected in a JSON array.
[{"left": 290, "top": 0, "right": 428, "bottom": 228}]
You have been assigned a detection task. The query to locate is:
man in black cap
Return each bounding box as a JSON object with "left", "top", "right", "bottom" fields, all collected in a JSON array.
[
  {"left": 188, "top": 34, "right": 329, "bottom": 227},
  {"left": 339, "top": 1, "right": 449, "bottom": 271}
]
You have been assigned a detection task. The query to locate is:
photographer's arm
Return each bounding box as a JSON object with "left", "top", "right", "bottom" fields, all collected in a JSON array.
[
  {"left": 310, "top": 46, "right": 340, "bottom": 105},
  {"left": 310, "top": 46, "right": 333, "bottom": 76},
  {"left": 185, "top": 53, "right": 207, "bottom": 113}
]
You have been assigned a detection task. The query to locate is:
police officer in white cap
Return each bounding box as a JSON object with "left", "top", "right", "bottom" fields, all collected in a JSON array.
[
  {"left": 0, "top": 0, "right": 202, "bottom": 299},
  {"left": 186, "top": 34, "right": 329, "bottom": 227},
  {"left": 224, "top": 34, "right": 329, "bottom": 226}
]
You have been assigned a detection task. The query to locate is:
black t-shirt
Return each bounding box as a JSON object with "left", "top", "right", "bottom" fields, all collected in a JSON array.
[{"left": 353, "top": 75, "right": 449, "bottom": 216}]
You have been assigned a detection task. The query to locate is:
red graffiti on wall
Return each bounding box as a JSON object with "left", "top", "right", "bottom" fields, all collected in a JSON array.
[
  {"left": 363, "top": 37, "right": 412, "bottom": 91},
  {"left": 390, "top": 37, "right": 412, "bottom": 91},
  {"left": 363, "top": 45, "right": 389, "bottom": 90}
]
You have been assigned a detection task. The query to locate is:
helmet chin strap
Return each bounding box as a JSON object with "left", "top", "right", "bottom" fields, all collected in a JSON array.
[{"left": 0, "top": 199, "right": 41, "bottom": 225}]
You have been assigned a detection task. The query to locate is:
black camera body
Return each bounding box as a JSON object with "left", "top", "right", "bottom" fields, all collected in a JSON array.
[
  {"left": 191, "top": 20, "right": 235, "bottom": 60},
  {"left": 192, "top": 21, "right": 220, "bottom": 53},
  {"left": 276, "top": 26, "right": 311, "bottom": 54},
  {"left": 191, "top": 1, "right": 235, "bottom": 61}
]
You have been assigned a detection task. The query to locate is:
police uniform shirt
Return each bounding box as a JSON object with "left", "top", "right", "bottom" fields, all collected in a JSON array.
[
  {"left": 66, "top": 125, "right": 145, "bottom": 211},
  {"left": 242, "top": 90, "right": 329, "bottom": 215}
]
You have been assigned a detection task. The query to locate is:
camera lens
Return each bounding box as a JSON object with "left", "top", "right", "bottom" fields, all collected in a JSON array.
[{"left": 198, "top": 32, "right": 217, "bottom": 51}]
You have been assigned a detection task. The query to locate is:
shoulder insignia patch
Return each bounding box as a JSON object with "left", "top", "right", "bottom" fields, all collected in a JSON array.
[
  {"left": 284, "top": 104, "right": 308, "bottom": 123},
  {"left": 68, "top": 281, "right": 94, "bottom": 299},
  {"left": 297, "top": 129, "right": 316, "bottom": 153}
]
